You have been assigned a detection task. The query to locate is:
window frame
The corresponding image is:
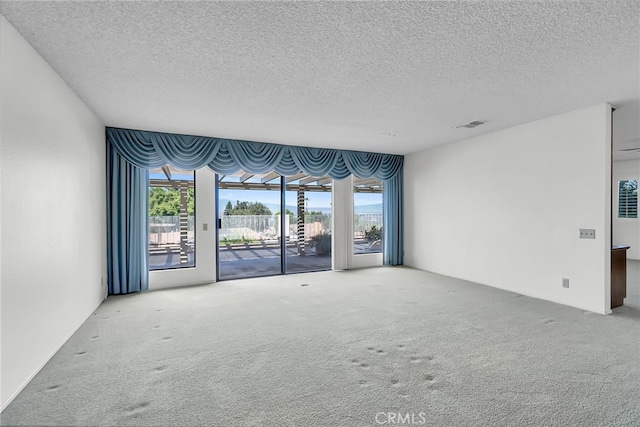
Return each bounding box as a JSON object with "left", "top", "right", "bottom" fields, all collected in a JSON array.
[
  {"left": 617, "top": 179, "right": 638, "bottom": 219},
  {"left": 353, "top": 179, "right": 384, "bottom": 256},
  {"left": 148, "top": 168, "right": 197, "bottom": 271}
]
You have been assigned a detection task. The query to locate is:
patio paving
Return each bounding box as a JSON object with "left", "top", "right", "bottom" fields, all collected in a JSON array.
[
  {"left": 219, "top": 246, "right": 331, "bottom": 279},
  {"left": 149, "top": 242, "right": 380, "bottom": 280}
]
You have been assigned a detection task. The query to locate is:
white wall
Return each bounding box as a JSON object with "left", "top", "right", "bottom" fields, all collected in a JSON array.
[
  {"left": 0, "top": 16, "right": 106, "bottom": 410},
  {"left": 613, "top": 159, "right": 640, "bottom": 260},
  {"left": 405, "top": 104, "right": 612, "bottom": 314},
  {"left": 332, "top": 177, "right": 351, "bottom": 270}
]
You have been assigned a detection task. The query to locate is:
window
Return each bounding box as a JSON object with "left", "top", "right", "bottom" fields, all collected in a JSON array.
[
  {"left": 149, "top": 167, "right": 195, "bottom": 270},
  {"left": 354, "top": 178, "right": 383, "bottom": 254},
  {"left": 618, "top": 180, "right": 638, "bottom": 218},
  {"left": 286, "top": 175, "right": 332, "bottom": 273}
]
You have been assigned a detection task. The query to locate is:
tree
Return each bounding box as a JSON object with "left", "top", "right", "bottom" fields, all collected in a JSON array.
[
  {"left": 224, "top": 201, "right": 233, "bottom": 215},
  {"left": 149, "top": 187, "right": 194, "bottom": 216},
  {"left": 275, "top": 208, "right": 296, "bottom": 223},
  {"left": 275, "top": 208, "right": 295, "bottom": 216},
  {"left": 186, "top": 188, "right": 194, "bottom": 214},
  {"left": 226, "top": 201, "right": 272, "bottom": 216}
]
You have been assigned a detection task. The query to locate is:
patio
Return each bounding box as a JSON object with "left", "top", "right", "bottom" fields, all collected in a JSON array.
[{"left": 149, "top": 239, "right": 380, "bottom": 279}]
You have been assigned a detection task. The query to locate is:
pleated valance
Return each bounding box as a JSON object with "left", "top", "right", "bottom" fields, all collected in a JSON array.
[{"left": 107, "top": 127, "right": 403, "bottom": 180}]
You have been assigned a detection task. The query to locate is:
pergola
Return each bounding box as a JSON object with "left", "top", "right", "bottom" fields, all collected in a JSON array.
[{"left": 149, "top": 167, "right": 383, "bottom": 260}]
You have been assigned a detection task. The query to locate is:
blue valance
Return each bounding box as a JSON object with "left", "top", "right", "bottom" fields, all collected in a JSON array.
[{"left": 107, "top": 127, "right": 403, "bottom": 181}]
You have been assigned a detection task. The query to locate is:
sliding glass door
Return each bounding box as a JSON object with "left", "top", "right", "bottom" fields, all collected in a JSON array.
[
  {"left": 216, "top": 171, "right": 333, "bottom": 280},
  {"left": 285, "top": 175, "right": 332, "bottom": 273},
  {"left": 217, "top": 172, "right": 282, "bottom": 280}
]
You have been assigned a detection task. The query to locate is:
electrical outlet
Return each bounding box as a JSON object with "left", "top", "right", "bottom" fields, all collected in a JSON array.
[
  {"left": 203, "top": 223, "right": 208, "bottom": 231},
  {"left": 579, "top": 229, "right": 595, "bottom": 239},
  {"left": 562, "top": 278, "right": 569, "bottom": 288}
]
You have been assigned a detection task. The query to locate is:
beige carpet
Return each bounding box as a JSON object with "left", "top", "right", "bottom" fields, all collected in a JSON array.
[
  {"left": 626, "top": 259, "right": 640, "bottom": 308},
  {"left": 2, "top": 266, "right": 639, "bottom": 426}
]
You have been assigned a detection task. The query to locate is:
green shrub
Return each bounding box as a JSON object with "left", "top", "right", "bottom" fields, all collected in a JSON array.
[{"left": 364, "top": 225, "right": 383, "bottom": 242}]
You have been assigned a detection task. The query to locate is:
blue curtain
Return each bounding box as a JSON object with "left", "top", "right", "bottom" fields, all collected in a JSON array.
[
  {"left": 383, "top": 168, "right": 403, "bottom": 265},
  {"left": 105, "top": 127, "right": 404, "bottom": 293},
  {"left": 107, "top": 141, "right": 149, "bottom": 294}
]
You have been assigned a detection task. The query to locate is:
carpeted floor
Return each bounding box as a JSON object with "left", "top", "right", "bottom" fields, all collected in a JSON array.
[
  {"left": 2, "top": 266, "right": 639, "bottom": 426},
  {"left": 626, "top": 259, "right": 640, "bottom": 308}
]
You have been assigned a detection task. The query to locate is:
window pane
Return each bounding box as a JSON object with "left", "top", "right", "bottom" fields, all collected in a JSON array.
[
  {"left": 618, "top": 180, "right": 638, "bottom": 219},
  {"left": 286, "top": 176, "right": 332, "bottom": 273},
  {"left": 218, "top": 171, "right": 282, "bottom": 280},
  {"left": 149, "top": 168, "right": 195, "bottom": 270},
  {"left": 354, "top": 178, "right": 383, "bottom": 254}
]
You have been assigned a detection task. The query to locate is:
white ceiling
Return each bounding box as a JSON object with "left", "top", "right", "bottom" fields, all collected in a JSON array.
[{"left": 1, "top": 1, "right": 639, "bottom": 160}]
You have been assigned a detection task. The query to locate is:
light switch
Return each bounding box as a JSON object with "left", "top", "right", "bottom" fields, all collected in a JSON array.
[{"left": 203, "top": 223, "right": 208, "bottom": 231}]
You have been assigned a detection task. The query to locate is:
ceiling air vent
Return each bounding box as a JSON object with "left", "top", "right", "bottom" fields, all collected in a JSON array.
[{"left": 454, "top": 120, "right": 488, "bottom": 129}]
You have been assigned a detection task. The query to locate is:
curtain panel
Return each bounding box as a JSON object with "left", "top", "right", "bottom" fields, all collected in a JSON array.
[
  {"left": 107, "top": 143, "right": 149, "bottom": 294},
  {"left": 106, "top": 127, "right": 403, "bottom": 294},
  {"left": 383, "top": 168, "right": 404, "bottom": 266}
]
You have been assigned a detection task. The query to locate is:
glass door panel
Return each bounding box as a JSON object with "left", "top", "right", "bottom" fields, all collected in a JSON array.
[
  {"left": 285, "top": 175, "right": 332, "bottom": 274},
  {"left": 217, "top": 171, "right": 282, "bottom": 280}
]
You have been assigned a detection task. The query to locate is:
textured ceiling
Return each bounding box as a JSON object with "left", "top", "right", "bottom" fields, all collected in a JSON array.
[{"left": 1, "top": 1, "right": 639, "bottom": 159}]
